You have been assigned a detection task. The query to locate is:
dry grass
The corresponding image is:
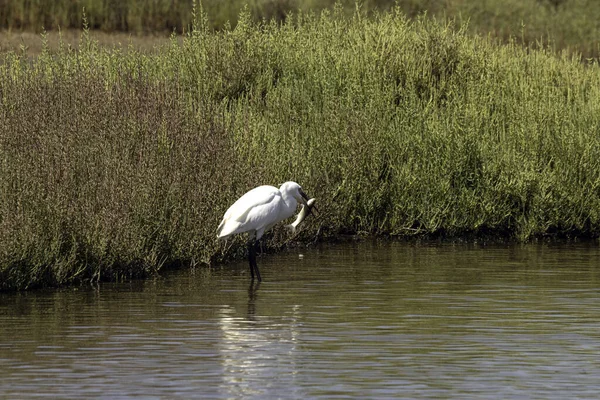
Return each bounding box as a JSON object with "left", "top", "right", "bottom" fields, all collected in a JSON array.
[
  {"left": 1, "top": 0, "right": 600, "bottom": 57},
  {"left": 0, "top": 29, "right": 175, "bottom": 56}
]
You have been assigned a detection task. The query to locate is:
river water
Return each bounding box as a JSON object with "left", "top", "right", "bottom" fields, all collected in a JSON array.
[{"left": 1, "top": 241, "right": 600, "bottom": 399}]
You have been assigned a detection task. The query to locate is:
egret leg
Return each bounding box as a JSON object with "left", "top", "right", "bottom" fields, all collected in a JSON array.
[
  {"left": 248, "top": 240, "right": 262, "bottom": 282},
  {"left": 248, "top": 241, "right": 255, "bottom": 280},
  {"left": 252, "top": 240, "right": 262, "bottom": 282}
]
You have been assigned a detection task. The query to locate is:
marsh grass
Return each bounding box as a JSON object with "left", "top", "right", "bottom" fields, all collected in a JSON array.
[{"left": 1, "top": 6, "right": 600, "bottom": 290}]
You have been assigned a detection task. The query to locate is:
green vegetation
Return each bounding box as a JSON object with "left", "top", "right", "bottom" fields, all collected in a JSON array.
[
  {"left": 2, "top": 5, "right": 600, "bottom": 290},
  {"left": 2, "top": 0, "right": 600, "bottom": 57}
]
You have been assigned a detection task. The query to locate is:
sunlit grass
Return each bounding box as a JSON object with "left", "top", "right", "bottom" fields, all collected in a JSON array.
[{"left": 1, "top": 6, "right": 600, "bottom": 290}]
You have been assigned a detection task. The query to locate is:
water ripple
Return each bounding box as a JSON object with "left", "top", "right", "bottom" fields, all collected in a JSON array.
[{"left": 1, "top": 242, "right": 600, "bottom": 398}]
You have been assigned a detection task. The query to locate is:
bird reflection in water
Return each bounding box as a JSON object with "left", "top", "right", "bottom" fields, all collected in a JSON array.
[
  {"left": 216, "top": 281, "right": 301, "bottom": 398},
  {"left": 246, "top": 281, "right": 260, "bottom": 320}
]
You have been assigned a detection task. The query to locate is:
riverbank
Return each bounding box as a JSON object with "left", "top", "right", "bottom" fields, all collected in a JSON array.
[{"left": 1, "top": 7, "right": 599, "bottom": 291}]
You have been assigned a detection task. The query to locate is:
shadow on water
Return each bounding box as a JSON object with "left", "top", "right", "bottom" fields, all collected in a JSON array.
[{"left": 1, "top": 241, "right": 600, "bottom": 398}]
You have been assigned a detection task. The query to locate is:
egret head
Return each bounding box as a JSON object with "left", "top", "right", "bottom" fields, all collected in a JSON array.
[{"left": 280, "top": 181, "right": 310, "bottom": 205}]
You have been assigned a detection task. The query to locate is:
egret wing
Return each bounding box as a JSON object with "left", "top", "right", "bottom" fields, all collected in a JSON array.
[{"left": 217, "top": 185, "right": 280, "bottom": 238}]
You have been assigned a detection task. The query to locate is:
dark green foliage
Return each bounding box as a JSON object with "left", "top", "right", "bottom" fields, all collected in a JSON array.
[{"left": 1, "top": 6, "right": 600, "bottom": 290}]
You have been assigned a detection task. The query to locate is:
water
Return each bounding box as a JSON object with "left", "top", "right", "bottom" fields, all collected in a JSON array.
[{"left": 1, "top": 241, "right": 600, "bottom": 399}]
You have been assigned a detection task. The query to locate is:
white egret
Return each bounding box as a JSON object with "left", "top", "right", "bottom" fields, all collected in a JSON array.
[{"left": 217, "top": 181, "right": 316, "bottom": 281}]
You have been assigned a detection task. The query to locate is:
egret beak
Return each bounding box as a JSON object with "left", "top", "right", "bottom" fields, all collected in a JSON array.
[
  {"left": 299, "top": 189, "right": 310, "bottom": 205},
  {"left": 299, "top": 189, "right": 318, "bottom": 215}
]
